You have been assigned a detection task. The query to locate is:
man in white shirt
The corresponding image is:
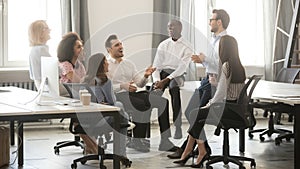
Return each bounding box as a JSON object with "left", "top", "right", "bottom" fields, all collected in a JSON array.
[
  {"left": 105, "top": 34, "right": 178, "bottom": 153},
  {"left": 167, "top": 9, "right": 231, "bottom": 159},
  {"left": 152, "top": 19, "right": 193, "bottom": 139}
]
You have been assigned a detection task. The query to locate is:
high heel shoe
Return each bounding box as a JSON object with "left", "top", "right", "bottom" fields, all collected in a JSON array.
[
  {"left": 190, "top": 153, "right": 210, "bottom": 168},
  {"left": 204, "top": 141, "right": 212, "bottom": 155},
  {"left": 173, "top": 151, "right": 194, "bottom": 166}
]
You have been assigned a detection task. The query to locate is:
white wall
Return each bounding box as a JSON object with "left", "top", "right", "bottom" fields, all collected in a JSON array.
[{"left": 87, "top": 0, "right": 154, "bottom": 71}]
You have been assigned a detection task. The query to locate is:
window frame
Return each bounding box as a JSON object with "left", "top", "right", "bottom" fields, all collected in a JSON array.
[{"left": 0, "top": 0, "right": 61, "bottom": 68}]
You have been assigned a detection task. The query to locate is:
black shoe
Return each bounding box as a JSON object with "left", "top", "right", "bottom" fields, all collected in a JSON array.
[
  {"left": 173, "top": 154, "right": 192, "bottom": 166},
  {"left": 167, "top": 148, "right": 183, "bottom": 159},
  {"left": 204, "top": 141, "right": 211, "bottom": 155},
  {"left": 174, "top": 127, "right": 182, "bottom": 139},
  {"left": 190, "top": 153, "right": 210, "bottom": 168},
  {"left": 159, "top": 138, "right": 179, "bottom": 152},
  {"left": 131, "top": 138, "right": 150, "bottom": 153}
]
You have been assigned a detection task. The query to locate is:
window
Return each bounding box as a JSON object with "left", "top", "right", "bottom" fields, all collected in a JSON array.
[
  {"left": 0, "top": 0, "right": 61, "bottom": 68},
  {"left": 215, "top": 0, "right": 264, "bottom": 66},
  {"left": 193, "top": 0, "right": 264, "bottom": 66}
]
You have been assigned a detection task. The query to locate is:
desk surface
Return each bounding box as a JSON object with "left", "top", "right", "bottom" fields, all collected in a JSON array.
[
  {"left": 0, "top": 86, "right": 120, "bottom": 116},
  {"left": 252, "top": 80, "right": 300, "bottom": 169},
  {"left": 0, "top": 86, "right": 121, "bottom": 168},
  {"left": 252, "top": 80, "right": 300, "bottom": 105}
]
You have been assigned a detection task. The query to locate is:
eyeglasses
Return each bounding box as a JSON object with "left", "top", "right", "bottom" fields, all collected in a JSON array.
[{"left": 209, "top": 18, "right": 219, "bottom": 22}]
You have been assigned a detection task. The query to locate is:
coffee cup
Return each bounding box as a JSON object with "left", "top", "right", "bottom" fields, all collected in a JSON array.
[
  {"left": 81, "top": 93, "right": 91, "bottom": 106},
  {"left": 79, "top": 89, "right": 89, "bottom": 102}
]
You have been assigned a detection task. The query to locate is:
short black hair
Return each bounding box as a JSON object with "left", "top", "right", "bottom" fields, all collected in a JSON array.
[
  {"left": 213, "top": 9, "right": 230, "bottom": 29},
  {"left": 105, "top": 34, "right": 118, "bottom": 52}
]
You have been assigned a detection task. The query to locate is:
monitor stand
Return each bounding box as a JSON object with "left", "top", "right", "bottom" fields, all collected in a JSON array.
[{"left": 35, "top": 77, "right": 56, "bottom": 106}]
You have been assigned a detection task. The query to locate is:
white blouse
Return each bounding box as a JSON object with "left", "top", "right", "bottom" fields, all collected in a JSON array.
[{"left": 209, "top": 62, "right": 245, "bottom": 105}]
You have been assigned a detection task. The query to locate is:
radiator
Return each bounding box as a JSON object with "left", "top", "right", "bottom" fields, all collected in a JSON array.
[{"left": 0, "top": 81, "right": 36, "bottom": 91}]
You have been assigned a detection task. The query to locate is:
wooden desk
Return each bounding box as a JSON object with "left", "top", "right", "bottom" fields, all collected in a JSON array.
[
  {"left": 0, "top": 87, "right": 121, "bottom": 169},
  {"left": 252, "top": 80, "right": 300, "bottom": 169}
]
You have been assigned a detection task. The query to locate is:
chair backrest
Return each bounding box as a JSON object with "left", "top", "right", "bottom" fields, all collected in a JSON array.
[
  {"left": 275, "top": 68, "right": 300, "bottom": 83},
  {"left": 237, "top": 75, "right": 263, "bottom": 105},
  {"left": 220, "top": 75, "right": 262, "bottom": 129},
  {"left": 62, "top": 83, "right": 98, "bottom": 103},
  {"left": 201, "top": 75, "right": 263, "bottom": 129}
]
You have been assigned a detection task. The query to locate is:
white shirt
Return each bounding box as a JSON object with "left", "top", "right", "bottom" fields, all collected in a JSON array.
[
  {"left": 152, "top": 37, "right": 193, "bottom": 81},
  {"left": 203, "top": 30, "right": 227, "bottom": 75},
  {"left": 28, "top": 45, "right": 51, "bottom": 80},
  {"left": 210, "top": 62, "right": 245, "bottom": 105},
  {"left": 107, "top": 57, "right": 149, "bottom": 92}
]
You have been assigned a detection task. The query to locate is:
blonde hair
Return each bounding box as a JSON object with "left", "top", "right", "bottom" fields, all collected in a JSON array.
[{"left": 28, "top": 20, "right": 48, "bottom": 46}]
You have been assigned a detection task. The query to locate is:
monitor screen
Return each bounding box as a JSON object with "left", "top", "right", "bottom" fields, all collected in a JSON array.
[{"left": 36, "top": 56, "right": 60, "bottom": 105}]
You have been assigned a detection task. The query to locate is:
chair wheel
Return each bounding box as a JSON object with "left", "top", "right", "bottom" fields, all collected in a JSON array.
[
  {"left": 259, "top": 136, "right": 265, "bottom": 142},
  {"left": 71, "top": 163, "right": 77, "bottom": 169},
  {"left": 250, "top": 160, "right": 256, "bottom": 168},
  {"left": 206, "top": 165, "right": 213, "bottom": 169},
  {"left": 80, "top": 160, "right": 87, "bottom": 165},
  {"left": 54, "top": 147, "right": 60, "bottom": 155},
  {"left": 124, "top": 160, "right": 132, "bottom": 168},
  {"left": 275, "top": 138, "right": 281, "bottom": 146},
  {"left": 248, "top": 133, "right": 254, "bottom": 139},
  {"left": 239, "top": 166, "right": 246, "bottom": 169},
  {"left": 120, "top": 156, "right": 132, "bottom": 168}
]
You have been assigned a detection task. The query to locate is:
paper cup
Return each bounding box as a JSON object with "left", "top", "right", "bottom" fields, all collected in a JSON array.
[
  {"left": 79, "top": 89, "right": 89, "bottom": 102},
  {"left": 81, "top": 93, "right": 91, "bottom": 105}
]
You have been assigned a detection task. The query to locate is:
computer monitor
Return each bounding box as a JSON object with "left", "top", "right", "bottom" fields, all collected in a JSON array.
[{"left": 36, "top": 56, "right": 60, "bottom": 105}]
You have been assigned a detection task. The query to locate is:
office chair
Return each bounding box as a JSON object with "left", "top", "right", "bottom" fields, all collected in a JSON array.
[
  {"left": 273, "top": 68, "right": 299, "bottom": 124},
  {"left": 204, "top": 75, "right": 261, "bottom": 169},
  {"left": 60, "top": 83, "right": 131, "bottom": 169},
  {"left": 53, "top": 83, "right": 97, "bottom": 154},
  {"left": 249, "top": 68, "right": 299, "bottom": 144},
  {"left": 53, "top": 118, "right": 84, "bottom": 155},
  {"left": 53, "top": 83, "right": 102, "bottom": 155},
  {"left": 115, "top": 91, "right": 152, "bottom": 150}
]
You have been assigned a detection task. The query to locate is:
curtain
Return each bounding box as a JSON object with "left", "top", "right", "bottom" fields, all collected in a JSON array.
[
  {"left": 262, "top": 0, "right": 278, "bottom": 80},
  {"left": 60, "top": 0, "right": 90, "bottom": 57},
  {"left": 180, "top": 0, "right": 196, "bottom": 80},
  {"left": 180, "top": 0, "right": 215, "bottom": 80},
  {"left": 152, "top": 0, "right": 181, "bottom": 61}
]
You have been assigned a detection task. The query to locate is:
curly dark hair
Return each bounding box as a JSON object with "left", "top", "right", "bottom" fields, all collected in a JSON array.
[{"left": 57, "top": 32, "right": 82, "bottom": 63}]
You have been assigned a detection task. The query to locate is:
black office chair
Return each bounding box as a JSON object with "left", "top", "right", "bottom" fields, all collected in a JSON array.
[
  {"left": 59, "top": 83, "right": 131, "bottom": 169},
  {"left": 53, "top": 83, "right": 100, "bottom": 155},
  {"left": 204, "top": 75, "right": 261, "bottom": 169},
  {"left": 273, "top": 68, "right": 300, "bottom": 124},
  {"left": 115, "top": 91, "right": 152, "bottom": 150},
  {"left": 53, "top": 119, "right": 84, "bottom": 155},
  {"left": 53, "top": 83, "right": 95, "bottom": 155},
  {"left": 248, "top": 68, "right": 299, "bottom": 144}
]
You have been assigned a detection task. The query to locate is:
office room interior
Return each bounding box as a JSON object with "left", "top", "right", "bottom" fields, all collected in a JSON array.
[{"left": 0, "top": 0, "right": 300, "bottom": 169}]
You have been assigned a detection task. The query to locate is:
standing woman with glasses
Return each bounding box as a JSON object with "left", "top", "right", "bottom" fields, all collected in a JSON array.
[{"left": 28, "top": 20, "right": 51, "bottom": 89}]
